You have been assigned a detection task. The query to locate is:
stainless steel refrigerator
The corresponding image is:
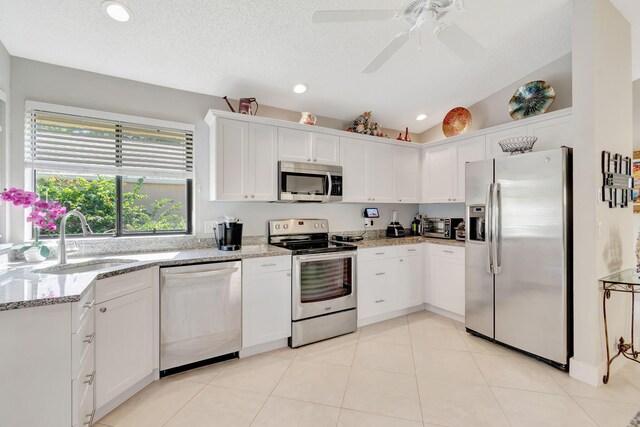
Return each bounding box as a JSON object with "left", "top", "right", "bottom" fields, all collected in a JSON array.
[{"left": 465, "top": 147, "right": 572, "bottom": 369}]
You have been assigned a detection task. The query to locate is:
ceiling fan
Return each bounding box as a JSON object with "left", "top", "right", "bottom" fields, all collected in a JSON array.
[{"left": 312, "top": 0, "right": 486, "bottom": 73}]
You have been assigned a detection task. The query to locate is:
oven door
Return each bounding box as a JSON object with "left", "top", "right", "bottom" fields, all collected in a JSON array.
[
  {"left": 422, "top": 219, "right": 446, "bottom": 238},
  {"left": 292, "top": 252, "right": 357, "bottom": 320}
]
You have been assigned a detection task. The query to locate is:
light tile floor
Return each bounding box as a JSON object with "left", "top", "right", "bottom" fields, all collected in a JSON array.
[{"left": 96, "top": 311, "right": 640, "bottom": 427}]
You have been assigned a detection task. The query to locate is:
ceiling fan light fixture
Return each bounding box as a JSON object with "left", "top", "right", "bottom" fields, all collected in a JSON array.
[
  {"left": 102, "top": 1, "right": 132, "bottom": 22},
  {"left": 293, "top": 83, "right": 308, "bottom": 94},
  {"left": 416, "top": 114, "right": 428, "bottom": 121}
]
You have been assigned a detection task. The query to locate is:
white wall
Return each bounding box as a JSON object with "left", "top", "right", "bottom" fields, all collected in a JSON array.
[
  {"left": 6, "top": 58, "right": 417, "bottom": 242},
  {"left": 0, "top": 40, "right": 10, "bottom": 245},
  {"left": 571, "top": 0, "right": 633, "bottom": 385},
  {"left": 420, "top": 53, "right": 573, "bottom": 143}
]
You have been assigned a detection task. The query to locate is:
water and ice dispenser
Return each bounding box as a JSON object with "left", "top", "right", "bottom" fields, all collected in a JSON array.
[{"left": 468, "top": 206, "right": 486, "bottom": 242}]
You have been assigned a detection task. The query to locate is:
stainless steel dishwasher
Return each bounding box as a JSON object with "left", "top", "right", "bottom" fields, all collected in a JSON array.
[{"left": 160, "top": 261, "right": 241, "bottom": 375}]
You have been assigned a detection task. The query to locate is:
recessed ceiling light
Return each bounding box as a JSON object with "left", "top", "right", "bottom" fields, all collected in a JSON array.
[
  {"left": 416, "top": 114, "right": 428, "bottom": 121},
  {"left": 102, "top": 1, "right": 132, "bottom": 22},
  {"left": 293, "top": 83, "right": 308, "bottom": 94}
]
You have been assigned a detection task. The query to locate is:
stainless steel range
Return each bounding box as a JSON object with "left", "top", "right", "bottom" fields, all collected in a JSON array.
[{"left": 268, "top": 219, "right": 357, "bottom": 347}]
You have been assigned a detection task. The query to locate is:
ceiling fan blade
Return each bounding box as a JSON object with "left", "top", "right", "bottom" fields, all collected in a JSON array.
[
  {"left": 435, "top": 22, "right": 486, "bottom": 62},
  {"left": 312, "top": 9, "right": 398, "bottom": 23},
  {"left": 362, "top": 31, "right": 411, "bottom": 73}
]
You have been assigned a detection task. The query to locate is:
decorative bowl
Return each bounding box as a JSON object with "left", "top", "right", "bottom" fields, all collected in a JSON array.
[
  {"left": 498, "top": 136, "right": 538, "bottom": 155},
  {"left": 442, "top": 107, "right": 472, "bottom": 137},
  {"left": 509, "top": 80, "right": 556, "bottom": 120}
]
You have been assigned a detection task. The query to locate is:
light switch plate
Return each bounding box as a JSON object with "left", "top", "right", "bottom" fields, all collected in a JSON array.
[{"left": 204, "top": 220, "right": 217, "bottom": 234}]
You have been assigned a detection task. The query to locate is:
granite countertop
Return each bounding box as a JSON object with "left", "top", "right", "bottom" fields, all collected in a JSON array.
[
  {"left": 0, "top": 245, "right": 290, "bottom": 311},
  {"left": 351, "top": 235, "right": 466, "bottom": 248}
]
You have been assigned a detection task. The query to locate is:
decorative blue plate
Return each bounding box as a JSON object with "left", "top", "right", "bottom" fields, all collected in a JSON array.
[{"left": 509, "top": 80, "right": 556, "bottom": 120}]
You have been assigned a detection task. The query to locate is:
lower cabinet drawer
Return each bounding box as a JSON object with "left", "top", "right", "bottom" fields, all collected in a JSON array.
[
  {"left": 430, "top": 244, "right": 464, "bottom": 259},
  {"left": 72, "top": 344, "right": 95, "bottom": 426},
  {"left": 95, "top": 267, "right": 154, "bottom": 304},
  {"left": 72, "top": 286, "right": 95, "bottom": 333},
  {"left": 358, "top": 246, "right": 398, "bottom": 262},
  {"left": 72, "top": 310, "right": 95, "bottom": 379},
  {"left": 243, "top": 255, "right": 291, "bottom": 275}
]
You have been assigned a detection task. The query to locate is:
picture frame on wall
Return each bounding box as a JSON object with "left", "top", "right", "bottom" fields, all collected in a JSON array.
[{"left": 634, "top": 151, "right": 640, "bottom": 213}]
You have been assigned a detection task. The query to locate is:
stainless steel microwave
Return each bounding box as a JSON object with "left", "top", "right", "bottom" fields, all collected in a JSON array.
[{"left": 278, "top": 161, "right": 343, "bottom": 203}]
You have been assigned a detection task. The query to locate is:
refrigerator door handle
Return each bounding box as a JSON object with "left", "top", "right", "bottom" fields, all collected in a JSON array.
[
  {"left": 485, "top": 183, "right": 493, "bottom": 274},
  {"left": 492, "top": 182, "right": 502, "bottom": 274}
]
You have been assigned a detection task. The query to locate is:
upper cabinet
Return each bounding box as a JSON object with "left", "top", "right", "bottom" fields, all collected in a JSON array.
[
  {"left": 210, "top": 118, "right": 278, "bottom": 201},
  {"left": 278, "top": 128, "right": 340, "bottom": 165},
  {"left": 393, "top": 145, "right": 420, "bottom": 203},
  {"left": 485, "top": 125, "right": 528, "bottom": 159},
  {"left": 527, "top": 115, "right": 572, "bottom": 151},
  {"left": 341, "top": 137, "right": 395, "bottom": 203},
  {"left": 454, "top": 136, "right": 486, "bottom": 201}
]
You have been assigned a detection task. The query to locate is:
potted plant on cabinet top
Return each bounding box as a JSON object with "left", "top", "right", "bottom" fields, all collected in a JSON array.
[{"left": 1, "top": 187, "right": 67, "bottom": 262}]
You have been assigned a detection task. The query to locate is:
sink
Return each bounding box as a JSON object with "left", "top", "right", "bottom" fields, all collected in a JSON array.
[{"left": 35, "top": 259, "right": 137, "bottom": 275}]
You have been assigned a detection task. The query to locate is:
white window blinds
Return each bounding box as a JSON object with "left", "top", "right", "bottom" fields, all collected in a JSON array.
[{"left": 25, "top": 104, "right": 194, "bottom": 179}]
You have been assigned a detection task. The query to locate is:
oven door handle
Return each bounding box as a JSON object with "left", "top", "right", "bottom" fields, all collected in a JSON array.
[
  {"left": 326, "top": 172, "right": 332, "bottom": 201},
  {"left": 294, "top": 251, "right": 356, "bottom": 263}
]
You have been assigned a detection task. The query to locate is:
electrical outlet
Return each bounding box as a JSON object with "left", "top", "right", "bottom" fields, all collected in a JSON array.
[
  {"left": 364, "top": 219, "right": 373, "bottom": 227},
  {"left": 204, "top": 220, "right": 217, "bottom": 234}
]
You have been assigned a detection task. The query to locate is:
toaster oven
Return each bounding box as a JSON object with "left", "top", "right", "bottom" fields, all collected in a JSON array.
[{"left": 422, "top": 217, "right": 464, "bottom": 239}]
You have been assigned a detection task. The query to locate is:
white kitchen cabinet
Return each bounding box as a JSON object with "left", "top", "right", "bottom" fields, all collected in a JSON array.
[
  {"left": 242, "top": 256, "right": 292, "bottom": 348},
  {"left": 341, "top": 137, "right": 394, "bottom": 203},
  {"left": 358, "top": 257, "right": 397, "bottom": 320},
  {"left": 527, "top": 115, "right": 573, "bottom": 151},
  {"left": 423, "top": 145, "right": 453, "bottom": 203},
  {"left": 358, "top": 245, "right": 424, "bottom": 324},
  {"left": 95, "top": 269, "right": 154, "bottom": 411},
  {"left": 425, "top": 244, "right": 465, "bottom": 317},
  {"left": 210, "top": 118, "right": 278, "bottom": 201},
  {"left": 454, "top": 136, "right": 486, "bottom": 201},
  {"left": 393, "top": 145, "right": 420, "bottom": 203},
  {"left": 423, "top": 136, "right": 485, "bottom": 204},
  {"left": 279, "top": 128, "right": 340, "bottom": 165},
  {"left": 340, "top": 138, "right": 370, "bottom": 202},
  {"left": 395, "top": 246, "right": 423, "bottom": 310}
]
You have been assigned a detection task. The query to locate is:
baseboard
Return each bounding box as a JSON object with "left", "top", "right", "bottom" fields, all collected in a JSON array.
[
  {"left": 423, "top": 303, "right": 465, "bottom": 323},
  {"left": 239, "top": 338, "right": 288, "bottom": 358},
  {"left": 569, "top": 357, "right": 604, "bottom": 386},
  {"left": 357, "top": 305, "right": 424, "bottom": 328},
  {"left": 94, "top": 372, "right": 154, "bottom": 423}
]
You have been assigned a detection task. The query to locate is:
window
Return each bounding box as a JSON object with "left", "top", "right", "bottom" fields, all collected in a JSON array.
[{"left": 25, "top": 103, "right": 194, "bottom": 237}]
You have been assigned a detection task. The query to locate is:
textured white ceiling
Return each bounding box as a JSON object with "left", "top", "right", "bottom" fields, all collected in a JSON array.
[{"left": 0, "top": 0, "right": 572, "bottom": 132}]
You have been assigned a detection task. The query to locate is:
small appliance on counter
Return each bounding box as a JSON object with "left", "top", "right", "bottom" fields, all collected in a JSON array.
[
  {"left": 422, "top": 217, "right": 464, "bottom": 239},
  {"left": 386, "top": 210, "right": 406, "bottom": 238},
  {"left": 455, "top": 220, "right": 466, "bottom": 241},
  {"left": 214, "top": 216, "right": 243, "bottom": 251}
]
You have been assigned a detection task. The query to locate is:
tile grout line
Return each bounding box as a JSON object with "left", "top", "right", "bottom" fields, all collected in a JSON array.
[
  {"left": 247, "top": 356, "right": 294, "bottom": 426},
  {"left": 468, "top": 346, "right": 514, "bottom": 427},
  {"left": 159, "top": 379, "right": 207, "bottom": 426},
  {"left": 407, "top": 314, "right": 427, "bottom": 425}
]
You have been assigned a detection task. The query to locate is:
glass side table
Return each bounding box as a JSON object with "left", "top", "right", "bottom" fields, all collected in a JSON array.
[{"left": 600, "top": 268, "right": 640, "bottom": 384}]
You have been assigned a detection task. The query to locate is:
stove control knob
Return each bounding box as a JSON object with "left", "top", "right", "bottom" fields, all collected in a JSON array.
[
  {"left": 283, "top": 224, "right": 289, "bottom": 229},
  {"left": 314, "top": 223, "right": 319, "bottom": 228},
  {"left": 275, "top": 224, "right": 280, "bottom": 230},
  {"left": 321, "top": 223, "right": 326, "bottom": 229}
]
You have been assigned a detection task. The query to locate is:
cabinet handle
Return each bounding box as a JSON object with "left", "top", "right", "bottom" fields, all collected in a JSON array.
[
  {"left": 99, "top": 307, "right": 107, "bottom": 313},
  {"left": 83, "top": 332, "right": 96, "bottom": 344},
  {"left": 448, "top": 198, "right": 451, "bottom": 201},
  {"left": 83, "top": 300, "right": 94, "bottom": 310},
  {"left": 286, "top": 272, "right": 291, "bottom": 277},
  {"left": 375, "top": 252, "right": 385, "bottom": 255},
  {"left": 83, "top": 410, "right": 95, "bottom": 426},
  {"left": 307, "top": 158, "right": 311, "bottom": 162},
  {"left": 84, "top": 370, "right": 96, "bottom": 385},
  {"left": 375, "top": 272, "right": 386, "bottom": 276},
  {"left": 375, "top": 299, "right": 386, "bottom": 303},
  {"left": 313, "top": 158, "right": 317, "bottom": 162},
  {"left": 443, "top": 250, "right": 454, "bottom": 254},
  {"left": 262, "top": 263, "right": 277, "bottom": 267},
  {"left": 244, "top": 195, "right": 248, "bottom": 199},
  {"left": 399, "top": 259, "right": 404, "bottom": 262},
  {"left": 407, "top": 249, "right": 417, "bottom": 252},
  {"left": 251, "top": 195, "right": 255, "bottom": 198}
]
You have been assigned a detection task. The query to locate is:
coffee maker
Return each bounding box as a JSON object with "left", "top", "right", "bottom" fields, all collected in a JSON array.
[{"left": 214, "top": 216, "right": 243, "bottom": 251}]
